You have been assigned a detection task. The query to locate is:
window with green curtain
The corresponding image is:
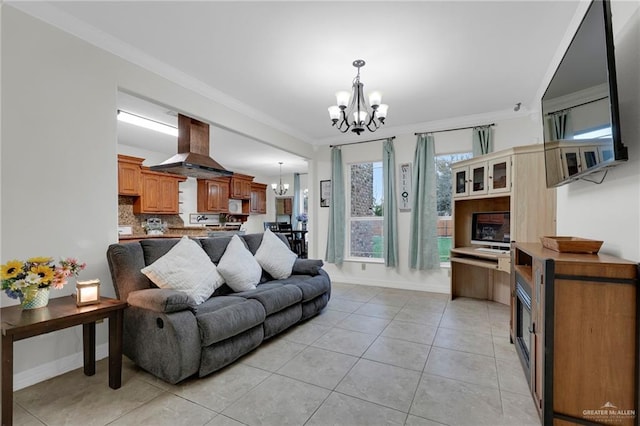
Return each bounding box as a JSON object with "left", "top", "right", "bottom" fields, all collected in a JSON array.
[
  {"left": 435, "top": 152, "right": 472, "bottom": 263},
  {"left": 348, "top": 161, "right": 383, "bottom": 259}
]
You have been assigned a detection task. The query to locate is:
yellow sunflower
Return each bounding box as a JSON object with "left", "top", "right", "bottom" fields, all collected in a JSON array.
[
  {"left": 31, "top": 264, "right": 55, "bottom": 284},
  {"left": 1, "top": 260, "right": 24, "bottom": 280},
  {"left": 27, "top": 256, "right": 53, "bottom": 264}
]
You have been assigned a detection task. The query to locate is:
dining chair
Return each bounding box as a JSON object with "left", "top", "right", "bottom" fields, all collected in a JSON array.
[{"left": 263, "top": 222, "right": 279, "bottom": 232}]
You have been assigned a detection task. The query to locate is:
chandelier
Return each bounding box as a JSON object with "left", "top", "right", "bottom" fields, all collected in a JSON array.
[
  {"left": 328, "top": 59, "right": 388, "bottom": 135},
  {"left": 271, "top": 162, "right": 289, "bottom": 196}
]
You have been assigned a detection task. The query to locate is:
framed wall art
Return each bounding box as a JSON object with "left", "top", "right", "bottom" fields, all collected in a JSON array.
[{"left": 320, "top": 180, "right": 331, "bottom": 207}]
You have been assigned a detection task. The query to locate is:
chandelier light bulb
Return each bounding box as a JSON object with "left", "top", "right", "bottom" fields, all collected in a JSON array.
[
  {"left": 353, "top": 110, "right": 368, "bottom": 124},
  {"left": 336, "top": 91, "right": 351, "bottom": 108},
  {"left": 369, "top": 91, "right": 382, "bottom": 108},
  {"left": 328, "top": 106, "right": 341, "bottom": 121},
  {"left": 377, "top": 104, "right": 389, "bottom": 119}
]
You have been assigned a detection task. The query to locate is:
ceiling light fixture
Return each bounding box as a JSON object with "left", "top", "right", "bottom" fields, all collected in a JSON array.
[
  {"left": 328, "top": 59, "right": 388, "bottom": 135},
  {"left": 271, "top": 162, "right": 289, "bottom": 196},
  {"left": 117, "top": 110, "right": 178, "bottom": 137}
]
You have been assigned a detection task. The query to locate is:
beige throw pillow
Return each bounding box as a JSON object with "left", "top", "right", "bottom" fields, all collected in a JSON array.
[
  {"left": 217, "top": 235, "right": 262, "bottom": 292},
  {"left": 141, "top": 236, "right": 224, "bottom": 304},
  {"left": 254, "top": 229, "right": 297, "bottom": 279}
]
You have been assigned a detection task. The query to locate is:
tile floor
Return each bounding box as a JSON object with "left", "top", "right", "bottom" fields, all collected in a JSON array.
[{"left": 13, "top": 283, "right": 541, "bottom": 426}]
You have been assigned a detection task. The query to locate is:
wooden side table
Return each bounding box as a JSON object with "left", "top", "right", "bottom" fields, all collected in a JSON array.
[{"left": 1, "top": 296, "right": 127, "bottom": 426}]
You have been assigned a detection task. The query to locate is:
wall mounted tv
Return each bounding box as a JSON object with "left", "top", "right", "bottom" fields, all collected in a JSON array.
[
  {"left": 471, "top": 211, "right": 511, "bottom": 249},
  {"left": 542, "top": 0, "right": 627, "bottom": 188}
]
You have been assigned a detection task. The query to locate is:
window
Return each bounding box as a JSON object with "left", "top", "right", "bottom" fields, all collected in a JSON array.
[
  {"left": 573, "top": 125, "right": 612, "bottom": 139},
  {"left": 348, "top": 161, "right": 383, "bottom": 259},
  {"left": 436, "top": 152, "right": 472, "bottom": 263}
]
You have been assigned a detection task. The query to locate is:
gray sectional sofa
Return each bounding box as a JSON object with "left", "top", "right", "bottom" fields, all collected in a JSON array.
[{"left": 106, "top": 233, "right": 331, "bottom": 384}]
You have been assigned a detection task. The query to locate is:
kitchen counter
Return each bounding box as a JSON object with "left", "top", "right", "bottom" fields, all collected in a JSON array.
[{"left": 118, "top": 226, "right": 244, "bottom": 242}]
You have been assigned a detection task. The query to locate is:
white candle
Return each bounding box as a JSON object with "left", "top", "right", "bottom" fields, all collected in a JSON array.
[{"left": 80, "top": 286, "right": 98, "bottom": 303}]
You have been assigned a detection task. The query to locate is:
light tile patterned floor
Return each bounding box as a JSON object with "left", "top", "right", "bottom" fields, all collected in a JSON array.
[{"left": 13, "top": 283, "right": 540, "bottom": 426}]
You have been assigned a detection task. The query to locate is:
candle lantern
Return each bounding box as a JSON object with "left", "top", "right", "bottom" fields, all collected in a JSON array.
[{"left": 76, "top": 279, "right": 100, "bottom": 306}]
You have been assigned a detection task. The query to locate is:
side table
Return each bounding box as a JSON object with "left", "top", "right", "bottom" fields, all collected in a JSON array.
[{"left": 1, "top": 296, "right": 127, "bottom": 426}]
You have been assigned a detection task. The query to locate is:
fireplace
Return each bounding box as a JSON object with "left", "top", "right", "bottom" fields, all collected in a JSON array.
[{"left": 515, "top": 276, "right": 532, "bottom": 383}]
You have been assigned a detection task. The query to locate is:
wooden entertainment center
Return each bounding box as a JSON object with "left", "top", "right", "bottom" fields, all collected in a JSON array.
[
  {"left": 513, "top": 243, "right": 638, "bottom": 425},
  {"left": 450, "top": 144, "right": 556, "bottom": 305}
]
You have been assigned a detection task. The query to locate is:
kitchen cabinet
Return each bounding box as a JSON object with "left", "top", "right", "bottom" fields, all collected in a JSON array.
[
  {"left": 513, "top": 243, "right": 638, "bottom": 425},
  {"left": 230, "top": 173, "right": 253, "bottom": 200},
  {"left": 276, "top": 197, "right": 292, "bottom": 215},
  {"left": 117, "top": 154, "right": 143, "bottom": 196},
  {"left": 133, "top": 169, "right": 186, "bottom": 214},
  {"left": 250, "top": 183, "right": 267, "bottom": 214},
  {"left": 197, "top": 177, "right": 230, "bottom": 213}
]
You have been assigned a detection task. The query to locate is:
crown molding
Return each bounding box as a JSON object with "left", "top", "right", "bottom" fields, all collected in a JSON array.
[
  {"left": 7, "top": 1, "right": 313, "bottom": 144},
  {"left": 312, "top": 107, "right": 534, "bottom": 146}
]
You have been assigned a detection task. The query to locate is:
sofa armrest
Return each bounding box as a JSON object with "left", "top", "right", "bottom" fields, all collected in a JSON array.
[
  {"left": 292, "top": 258, "right": 324, "bottom": 276},
  {"left": 127, "top": 288, "right": 196, "bottom": 313}
]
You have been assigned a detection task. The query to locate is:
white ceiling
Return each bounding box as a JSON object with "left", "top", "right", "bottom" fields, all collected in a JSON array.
[
  {"left": 117, "top": 91, "right": 308, "bottom": 176},
  {"left": 10, "top": 1, "right": 582, "bottom": 173}
]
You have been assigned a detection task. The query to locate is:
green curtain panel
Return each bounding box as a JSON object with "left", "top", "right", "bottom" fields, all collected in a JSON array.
[
  {"left": 326, "top": 147, "right": 345, "bottom": 265},
  {"left": 409, "top": 134, "right": 440, "bottom": 270},
  {"left": 382, "top": 138, "right": 399, "bottom": 267},
  {"left": 292, "top": 172, "right": 300, "bottom": 229},
  {"left": 472, "top": 125, "right": 494, "bottom": 157}
]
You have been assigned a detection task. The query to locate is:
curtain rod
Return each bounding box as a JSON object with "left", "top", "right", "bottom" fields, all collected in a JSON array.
[
  {"left": 414, "top": 123, "right": 495, "bottom": 136},
  {"left": 545, "top": 96, "right": 608, "bottom": 115},
  {"left": 329, "top": 136, "right": 395, "bottom": 148}
]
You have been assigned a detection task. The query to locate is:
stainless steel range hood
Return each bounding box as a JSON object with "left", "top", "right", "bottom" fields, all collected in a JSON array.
[{"left": 151, "top": 114, "right": 232, "bottom": 178}]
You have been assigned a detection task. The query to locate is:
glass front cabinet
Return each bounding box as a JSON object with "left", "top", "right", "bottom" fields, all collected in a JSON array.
[{"left": 453, "top": 156, "right": 510, "bottom": 198}]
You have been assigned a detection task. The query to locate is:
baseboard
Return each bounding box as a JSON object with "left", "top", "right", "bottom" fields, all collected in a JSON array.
[
  {"left": 331, "top": 276, "right": 450, "bottom": 294},
  {"left": 13, "top": 343, "right": 109, "bottom": 391}
]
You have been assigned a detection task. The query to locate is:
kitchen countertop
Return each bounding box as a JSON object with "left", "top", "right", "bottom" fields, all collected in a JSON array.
[{"left": 119, "top": 226, "right": 244, "bottom": 241}]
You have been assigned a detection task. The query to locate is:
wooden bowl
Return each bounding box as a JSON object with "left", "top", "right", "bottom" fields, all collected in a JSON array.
[{"left": 540, "top": 236, "right": 603, "bottom": 254}]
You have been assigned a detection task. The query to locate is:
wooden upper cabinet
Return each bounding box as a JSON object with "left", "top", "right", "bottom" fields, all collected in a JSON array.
[
  {"left": 133, "top": 168, "right": 186, "bottom": 214},
  {"left": 250, "top": 183, "right": 267, "bottom": 214},
  {"left": 197, "top": 177, "right": 230, "bottom": 213},
  {"left": 117, "top": 154, "right": 144, "bottom": 196},
  {"left": 276, "top": 197, "right": 293, "bottom": 215},
  {"left": 229, "top": 173, "right": 253, "bottom": 200}
]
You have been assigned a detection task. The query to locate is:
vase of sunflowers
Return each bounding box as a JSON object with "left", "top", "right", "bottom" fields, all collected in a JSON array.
[{"left": 1, "top": 257, "right": 86, "bottom": 309}]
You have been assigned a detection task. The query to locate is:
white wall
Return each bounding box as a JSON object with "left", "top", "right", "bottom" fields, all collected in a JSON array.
[
  {"left": 554, "top": 1, "right": 640, "bottom": 260},
  {"left": 0, "top": 7, "right": 310, "bottom": 390}
]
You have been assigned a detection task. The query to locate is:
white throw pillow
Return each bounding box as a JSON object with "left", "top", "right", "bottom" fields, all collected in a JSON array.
[
  {"left": 254, "top": 229, "right": 297, "bottom": 279},
  {"left": 217, "top": 235, "right": 262, "bottom": 292},
  {"left": 141, "top": 236, "right": 224, "bottom": 305}
]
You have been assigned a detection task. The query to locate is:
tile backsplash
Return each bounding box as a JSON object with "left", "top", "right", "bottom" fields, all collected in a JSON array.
[{"left": 118, "top": 196, "right": 185, "bottom": 235}]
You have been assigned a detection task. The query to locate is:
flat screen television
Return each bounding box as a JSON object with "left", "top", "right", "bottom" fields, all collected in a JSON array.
[
  {"left": 471, "top": 211, "right": 511, "bottom": 249},
  {"left": 541, "top": 0, "right": 627, "bottom": 188}
]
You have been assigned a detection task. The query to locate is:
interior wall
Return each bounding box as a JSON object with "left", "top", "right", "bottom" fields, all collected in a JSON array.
[
  {"left": 0, "top": 6, "right": 310, "bottom": 390},
  {"left": 311, "top": 114, "right": 541, "bottom": 291},
  {"left": 554, "top": 1, "right": 640, "bottom": 260}
]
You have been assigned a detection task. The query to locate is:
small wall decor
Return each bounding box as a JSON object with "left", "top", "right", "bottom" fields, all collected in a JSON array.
[
  {"left": 398, "top": 163, "right": 412, "bottom": 211},
  {"left": 320, "top": 180, "right": 331, "bottom": 207}
]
